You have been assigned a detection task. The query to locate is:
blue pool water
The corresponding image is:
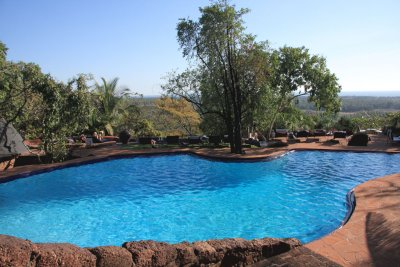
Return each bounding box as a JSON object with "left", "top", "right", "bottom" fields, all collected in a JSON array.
[{"left": 0, "top": 151, "right": 399, "bottom": 247}]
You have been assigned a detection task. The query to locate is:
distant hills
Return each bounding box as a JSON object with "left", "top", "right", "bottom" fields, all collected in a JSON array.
[
  {"left": 297, "top": 95, "right": 400, "bottom": 113},
  {"left": 340, "top": 91, "right": 400, "bottom": 97},
  {"left": 143, "top": 91, "right": 400, "bottom": 98},
  {"left": 140, "top": 91, "right": 400, "bottom": 113}
]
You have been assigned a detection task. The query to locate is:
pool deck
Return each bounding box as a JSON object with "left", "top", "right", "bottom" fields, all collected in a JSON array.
[
  {"left": 1, "top": 134, "right": 400, "bottom": 266},
  {"left": 305, "top": 173, "right": 400, "bottom": 267}
]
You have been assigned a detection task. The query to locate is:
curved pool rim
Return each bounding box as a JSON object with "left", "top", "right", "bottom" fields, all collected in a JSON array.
[
  {"left": 2, "top": 148, "right": 398, "bottom": 183},
  {"left": 0, "top": 150, "right": 292, "bottom": 184},
  {"left": 0, "top": 149, "right": 392, "bottom": 247}
]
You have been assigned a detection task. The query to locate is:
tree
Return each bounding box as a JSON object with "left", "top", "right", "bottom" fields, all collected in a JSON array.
[
  {"left": 256, "top": 46, "right": 341, "bottom": 138},
  {"left": 156, "top": 97, "right": 200, "bottom": 136},
  {"left": 33, "top": 74, "right": 93, "bottom": 162},
  {"left": 164, "top": 1, "right": 268, "bottom": 153},
  {"left": 130, "top": 119, "right": 160, "bottom": 137},
  {"left": 92, "top": 77, "right": 142, "bottom": 135},
  {"left": 0, "top": 41, "right": 46, "bottom": 154},
  {"left": 1, "top": 41, "right": 96, "bottom": 162}
]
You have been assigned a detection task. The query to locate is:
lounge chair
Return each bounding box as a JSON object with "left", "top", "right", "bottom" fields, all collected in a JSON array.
[
  {"left": 348, "top": 133, "right": 369, "bottom": 146},
  {"left": 333, "top": 131, "right": 347, "bottom": 139},
  {"left": 208, "top": 135, "right": 222, "bottom": 146},
  {"left": 393, "top": 136, "right": 400, "bottom": 141},
  {"left": 166, "top": 136, "right": 180, "bottom": 145}
]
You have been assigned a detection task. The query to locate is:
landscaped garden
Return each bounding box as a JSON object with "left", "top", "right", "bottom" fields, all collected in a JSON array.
[{"left": 1, "top": 1, "right": 400, "bottom": 266}]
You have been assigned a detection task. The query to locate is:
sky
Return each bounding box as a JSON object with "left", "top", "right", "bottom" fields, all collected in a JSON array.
[{"left": 1, "top": 0, "right": 399, "bottom": 96}]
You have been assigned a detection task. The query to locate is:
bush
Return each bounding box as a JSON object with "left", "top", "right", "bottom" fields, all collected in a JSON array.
[
  {"left": 348, "top": 133, "right": 369, "bottom": 146},
  {"left": 118, "top": 130, "right": 131, "bottom": 144}
]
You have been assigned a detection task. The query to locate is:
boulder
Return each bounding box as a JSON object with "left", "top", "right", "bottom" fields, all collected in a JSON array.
[
  {"left": 0, "top": 234, "right": 37, "bottom": 267},
  {"left": 89, "top": 246, "right": 134, "bottom": 267},
  {"left": 207, "top": 237, "right": 300, "bottom": 266},
  {"left": 0, "top": 234, "right": 301, "bottom": 267},
  {"left": 173, "top": 242, "right": 197, "bottom": 266},
  {"left": 192, "top": 240, "right": 219, "bottom": 265},
  {"left": 123, "top": 240, "right": 178, "bottom": 267},
  {"left": 34, "top": 243, "right": 96, "bottom": 267}
]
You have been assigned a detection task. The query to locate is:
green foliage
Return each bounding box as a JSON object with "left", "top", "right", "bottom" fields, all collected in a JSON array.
[
  {"left": 93, "top": 77, "right": 129, "bottom": 135},
  {"left": 200, "top": 113, "right": 226, "bottom": 136},
  {"left": 0, "top": 41, "right": 98, "bottom": 162},
  {"left": 130, "top": 119, "right": 160, "bottom": 137},
  {"left": 0, "top": 41, "right": 47, "bottom": 152},
  {"left": 255, "top": 46, "right": 341, "bottom": 138},
  {"left": 91, "top": 77, "right": 144, "bottom": 136},
  {"left": 33, "top": 74, "right": 93, "bottom": 162},
  {"left": 351, "top": 114, "right": 386, "bottom": 131},
  {"left": 167, "top": 3, "right": 342, "bottom": 147},
  {"left": 335, "top": 117, "right": 356, "bottom": 131},
  {"left": 155, "top": 97, "right": 200, "bottom": 136},
  {"left": 168, "top": 0, "right": 270, "bottom": 153}
]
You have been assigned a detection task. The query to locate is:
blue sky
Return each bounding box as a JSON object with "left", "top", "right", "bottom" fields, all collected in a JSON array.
[{"left": 1, "top": 0, "right": 399, "bottom": 95}]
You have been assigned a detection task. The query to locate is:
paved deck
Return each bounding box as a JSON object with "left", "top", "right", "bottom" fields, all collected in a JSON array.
[
  {"left": 306, "top": 173, "right": 400, "bottom": 267},
  {"left": 0, "top": 134, "right": 399, "bottom": 266}
]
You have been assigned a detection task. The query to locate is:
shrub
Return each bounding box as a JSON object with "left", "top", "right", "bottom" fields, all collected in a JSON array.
[{"left": 118, "top": 130, "right": 131, "bottom": 144}]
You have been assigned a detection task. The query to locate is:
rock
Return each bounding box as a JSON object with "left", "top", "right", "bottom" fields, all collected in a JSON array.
[
  {"left": 211, "top": 238, "right": 259, "bottom": 266},
  {"left": 34, "top": 243, "right": 96, "bottom": 267},
  {"left": 0, "top": 234, "right": 301, "bottom": 267},
  {"left": 206, "top": 238, "right": 301, "bottom": 267},
  {"left": 123, "top": 240, "right": 178, "bottom": 267},
  {"left": 89, "top": 246, "right": 134, "bottom": 267},
  {"left": 0, "top": 234, "right": 37, "bottom": 267},
  {"left": 253, "top": 246, "right": 341, "bottom": 267},
  {"left": 173, "top": 242, "right": 197, "bottom": 266},
  {"left": 192, "top": 241, "right": 220, "bottom": 265}
]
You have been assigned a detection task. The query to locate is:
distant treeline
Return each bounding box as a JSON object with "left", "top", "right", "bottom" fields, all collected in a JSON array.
[
  {"left": 296, "top": 96, "right": 400, "bottom": 112},
  {"left": 138, "top": 96, "right": 400, "bottom": 113}
]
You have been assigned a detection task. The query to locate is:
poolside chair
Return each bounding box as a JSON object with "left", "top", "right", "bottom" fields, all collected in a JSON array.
[
  {"left": 208, "top": 135, "right": 222, "bottom": 146},
  {"left": 296, "top": 130, "right": 310, "bottom": 138},
  {"left": 166, "top": 136, "right": 180, "bottom": 145},
  {"left": 348, "top": 132, "right": 369, "bottom": 146},
  {"left": 392, "top": 136, "right": 400, "bottom": 143},
  {"left": 188, "top": 136, "right": 202, "bottom": 144},
  {"left": 275, "top": 129, "right": 288, "bottom": 137},
  {"left": 313, "top": 129, "right": 327, "bottom": 136},
  {"left": 333, "top": 131, "right": 347, "bottom": 139}
]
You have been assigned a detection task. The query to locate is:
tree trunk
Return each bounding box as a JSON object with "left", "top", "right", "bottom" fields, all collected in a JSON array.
[
  {"left": 226, "top": 118, "right": 235, "bottom": 153},
  {"left": 232, "top": 96, "right": 243, "bottom": 154},
  {"left": 233, "top": 121, "right": 242, "bottom": 154},
  {"left": 267, "top": 111, "right": 281, "bottom": 141}
]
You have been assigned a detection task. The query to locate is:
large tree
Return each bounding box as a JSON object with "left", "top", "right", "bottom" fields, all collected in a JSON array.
[
  {"left": 0, "top": 42, "right": 46, "bottom": 154},
  {"left": 1, "top": 41, "right": 94, "bottom": 161},
  {"left": 255, "top": 46, "right": 342, "bottom": 138},
  {"left": 164, "top": 1, "right": 268, "bottom": 153}
]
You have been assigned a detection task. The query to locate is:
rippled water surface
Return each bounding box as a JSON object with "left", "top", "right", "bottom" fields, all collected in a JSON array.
[{"left": 0, "top": 151, "right": 399, "bottom": 247}]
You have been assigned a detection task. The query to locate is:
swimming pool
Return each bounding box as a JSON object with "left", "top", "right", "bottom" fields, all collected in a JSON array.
[{"left": 0, "top": 151, "right": 399, "bottom": 247}]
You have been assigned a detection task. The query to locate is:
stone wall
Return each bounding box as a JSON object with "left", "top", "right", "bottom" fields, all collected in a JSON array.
[{"left": 0, "top": 234, "right": 301, "bottom": 267}]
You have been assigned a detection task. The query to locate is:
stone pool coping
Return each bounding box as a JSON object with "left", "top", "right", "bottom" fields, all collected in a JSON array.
[
  {"left": 0, "top": 234, "right": 304, "bottom": 267},
  {"left": 1, "top": 136, "right": 399, "bottom": 266}
]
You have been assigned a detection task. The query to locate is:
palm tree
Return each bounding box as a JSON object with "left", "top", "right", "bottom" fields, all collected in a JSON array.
[{"left": 94, "top": 77, "right": 130, "bottom": 135}]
